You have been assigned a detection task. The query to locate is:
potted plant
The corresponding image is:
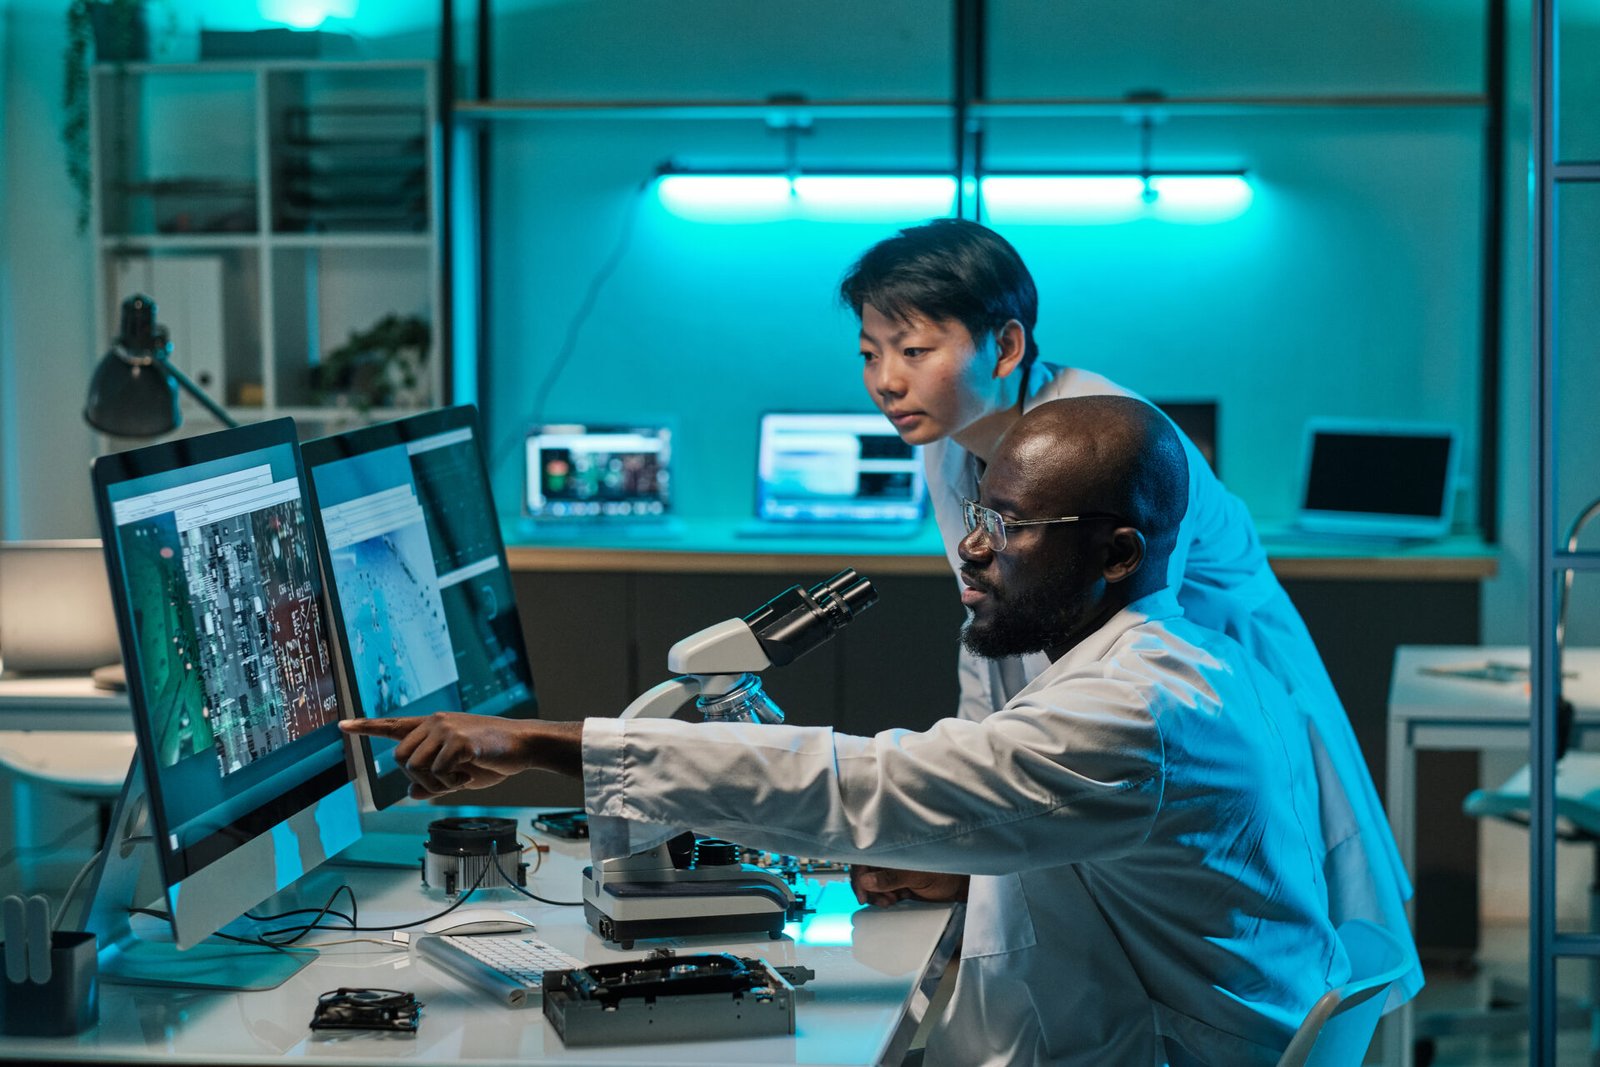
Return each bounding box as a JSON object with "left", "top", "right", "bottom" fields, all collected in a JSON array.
[
  {"left": 62, "top": 0, "right": 148, "bottom": 233},
  {"left": 313, "top": 314, "right": 433, "bottom": 412}
]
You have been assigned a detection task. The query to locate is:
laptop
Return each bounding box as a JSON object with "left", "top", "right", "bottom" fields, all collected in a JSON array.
[
  {"left": 524, "top": 423, "right": 674, "bottom": 532},
  {"left": 1291, "top": 420, "right": 1461, "bottom": 541},
  {"left": 0, "top": 540, "right": 123, "bottom": 675},
  {"left": 737, "top": 411, "right": 928, "bottom": 539}
]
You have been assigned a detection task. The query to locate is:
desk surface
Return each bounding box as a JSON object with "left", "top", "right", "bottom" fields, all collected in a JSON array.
[
  {"left": 503, "top": 520, "right": 1498, "bottom": 582},
  {"left": 1390, "top": 645, "right": 1600, "bottom": 723},
  {"left": 0, "top": 675, "right": 130, "bottom": 731},
  {"left": 2, "top": 805, "right": 957, "bottom": 1066}
]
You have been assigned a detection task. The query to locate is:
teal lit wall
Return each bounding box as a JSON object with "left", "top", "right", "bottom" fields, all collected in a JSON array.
[{"left": 477, "top": 0, "right": 1489, "bottom": 526}]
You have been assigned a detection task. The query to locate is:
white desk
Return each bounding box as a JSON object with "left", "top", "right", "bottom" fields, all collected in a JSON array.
[
  {"left": 0, "top": 674, "right": 130, "bottom": 731},
  {"left": 0, "top": 805, "right": 959, "bottom": 1065},
  {"left": 1384, "top": 645, "right": 1600, "bottom": 1066}
]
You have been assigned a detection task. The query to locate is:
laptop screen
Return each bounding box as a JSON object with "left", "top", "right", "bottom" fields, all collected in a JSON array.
[
  {"left": 525, "top": 424, "right": 672, "bottom": 519},
  {"left": 1297, "top": 421, "right": 1460, "bottom": 538},
  {"left": 755, "top": 412, "right": 926, "bottom": 523}
]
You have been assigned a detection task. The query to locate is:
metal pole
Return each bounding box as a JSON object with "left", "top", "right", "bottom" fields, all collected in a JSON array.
[{"left": 1529, "top": 0, "right": 1557, "bottom": 1061}]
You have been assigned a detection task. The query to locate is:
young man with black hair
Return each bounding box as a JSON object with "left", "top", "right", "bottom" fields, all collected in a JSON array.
[
  {"left": 347, "top": 396, "right": 1347, "bottom": 1066},
  {"left": 839, "top": 218, "right": 1420, "bottom": 1004}
]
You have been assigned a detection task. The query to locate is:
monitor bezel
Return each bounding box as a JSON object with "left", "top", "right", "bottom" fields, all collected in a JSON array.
[
  {"left": 751, "top": 410, "right": 928, "bottom": 525},
  {"left": 522, "top": 421, "right": 674, "bottom": 520},
  {"left": 1295, "top": 418, "right": 1461, "bottom": 539},
  {"left": 303, "top": 404, "right": 539, "bottom": 810},
  {"left": 89, "top": 418, "right": 360, "bottom": 945}
]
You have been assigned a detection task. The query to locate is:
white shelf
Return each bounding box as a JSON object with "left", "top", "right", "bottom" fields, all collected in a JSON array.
[{"left": 90, "top": 59, "right": 441, "bottom": 425}]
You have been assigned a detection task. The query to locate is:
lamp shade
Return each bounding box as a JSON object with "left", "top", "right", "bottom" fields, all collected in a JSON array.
[{"left": 83, "top": 348, "right": 180, "bottom": 437}]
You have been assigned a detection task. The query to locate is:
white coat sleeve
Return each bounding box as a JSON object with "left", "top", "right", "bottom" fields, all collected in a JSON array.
[{"left": 581, "top": 678, "right": 1166, "bottom": 873}]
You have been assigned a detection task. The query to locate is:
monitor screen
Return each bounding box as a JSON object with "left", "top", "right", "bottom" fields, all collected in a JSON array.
[
  {"left": 755, "top": 412, "right": 925, "bottom": 523},
  {"left": 304, "top": 405, "right": 538, "bottom": 810},
  {"left": 1304, "top": 430, "right": 1454, "bottom": 517},
  {"left": 90, "top": 419, "right": 360, "bottom": 950},
  {"left": 1297, "top": 421, "right": 1460, "bottom": 539},
  {"left": 524, "top": 424, "right": 671, "bottom": 519}
]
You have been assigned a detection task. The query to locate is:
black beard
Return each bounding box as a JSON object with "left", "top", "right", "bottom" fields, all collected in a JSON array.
[{"left": 960, "top": 579, "right": 1074, "bottom": 659}]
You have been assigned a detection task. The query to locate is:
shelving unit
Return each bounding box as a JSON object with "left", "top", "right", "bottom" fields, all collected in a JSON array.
[
  {"left": 89, "top": 59, "right": 441, "bottom": 435},
  {"left": 1529, "top": 1, "right": 1600, "bottom": 1062}
]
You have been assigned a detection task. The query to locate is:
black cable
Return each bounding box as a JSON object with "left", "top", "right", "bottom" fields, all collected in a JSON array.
[
  {"left": 490, "top": 842, "right": 582, "bottom": 907},
  {"left": 487, "top": 174, "right": 653, "bottom": 474}
]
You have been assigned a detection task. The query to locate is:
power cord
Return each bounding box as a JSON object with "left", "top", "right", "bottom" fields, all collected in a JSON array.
[{"left": 486, "top": 173, "right": 653, "bottom": 475}]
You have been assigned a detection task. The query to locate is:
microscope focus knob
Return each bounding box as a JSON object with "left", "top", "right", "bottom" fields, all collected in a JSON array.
[{"left": 693, "top": 839, "right": 740, "bottom": 867}]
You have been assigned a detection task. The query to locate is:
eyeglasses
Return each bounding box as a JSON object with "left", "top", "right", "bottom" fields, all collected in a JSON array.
[{"left": 960, "top": 499, "right": 1123, "bottom": 551}]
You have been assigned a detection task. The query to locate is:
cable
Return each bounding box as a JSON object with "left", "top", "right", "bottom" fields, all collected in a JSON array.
[
  {"left": 490, "top": 842, "right": 582, "bottom": 907},
  {"left": 0, "top": 813, "right": 99, "bottom": 872},
  {"left": 51, "top": 847, "right": 104, "bottom": 932},
  {"left": 487, "top": 174, "right": 653, "bottom": 474}
]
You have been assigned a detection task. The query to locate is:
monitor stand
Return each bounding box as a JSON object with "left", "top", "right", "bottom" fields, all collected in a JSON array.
[{"left": 76, "top": 762, "right": 314, "bottom": 991}]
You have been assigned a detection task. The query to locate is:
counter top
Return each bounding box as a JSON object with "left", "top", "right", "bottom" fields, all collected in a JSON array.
[{"left": 502, "top": 519, "right": 1499, "bottom": 582}]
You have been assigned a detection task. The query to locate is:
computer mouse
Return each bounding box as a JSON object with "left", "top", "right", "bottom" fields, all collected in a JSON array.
[{"left": 421, "top": 907, "right": 537, "bottom": 936}]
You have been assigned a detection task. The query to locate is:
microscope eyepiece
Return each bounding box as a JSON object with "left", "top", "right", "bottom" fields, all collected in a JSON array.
[{"left": 742, "top": 569, "right": 878, "bottom": 667}]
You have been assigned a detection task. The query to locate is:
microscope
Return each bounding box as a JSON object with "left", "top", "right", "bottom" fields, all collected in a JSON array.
[{"left": 582, "top": 570, "right": 877, "bottom": 948}]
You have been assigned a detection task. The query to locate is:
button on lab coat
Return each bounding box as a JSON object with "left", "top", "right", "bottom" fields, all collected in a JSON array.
[
  {"left": 585, "top": 591, "right": 1346, "bottom": 1066},
  {"left": 924, "top": 364, "right": 1421, "bottom": 1009}
]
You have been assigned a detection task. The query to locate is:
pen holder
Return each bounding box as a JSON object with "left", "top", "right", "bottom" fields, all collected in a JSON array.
[{"left": 0, "top": 931, "right": 99, "bottom": 1036}]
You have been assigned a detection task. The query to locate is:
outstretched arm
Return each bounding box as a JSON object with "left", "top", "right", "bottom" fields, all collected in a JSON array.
[{"left": 340, "top": 714, "right": 583, "bottom": 799}]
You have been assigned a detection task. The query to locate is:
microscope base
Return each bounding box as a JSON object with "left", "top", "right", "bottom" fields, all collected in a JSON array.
[{"left": 582, "top": 866, "right": 796, "bottom": 949}]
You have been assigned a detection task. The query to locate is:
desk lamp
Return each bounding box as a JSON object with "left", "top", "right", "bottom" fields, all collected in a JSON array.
[{"left": 83, "top": 294, "right": 237, "bottom": 436}]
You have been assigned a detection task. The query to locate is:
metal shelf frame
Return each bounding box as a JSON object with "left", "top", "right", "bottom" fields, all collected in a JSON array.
[{"left": 1527, "top": 0, "right": 1600, "bottom": 1061}]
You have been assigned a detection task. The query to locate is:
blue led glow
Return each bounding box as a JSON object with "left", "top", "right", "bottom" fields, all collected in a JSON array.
[
  {"left": 656, "top": 175, "right": 957, "bottom": 223},
  {"left": 781, "top": 910, "right": 858, "bottom": 947},
  {"left": 260, "top": 0, "right": 357, "bottom": 29},
  {"left": 656, "top": 173, "right": 1250, "bottom": 224},
  {"left": 981, "top": 175, "right": 1252, "bottom": 224}
]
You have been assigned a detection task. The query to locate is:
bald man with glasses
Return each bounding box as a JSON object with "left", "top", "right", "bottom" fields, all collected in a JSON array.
[{"left": 346, "top": 396, "right": 1345, "bottom": 1067}]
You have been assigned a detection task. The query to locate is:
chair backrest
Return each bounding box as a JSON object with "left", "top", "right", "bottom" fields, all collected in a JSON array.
[{"left": 1275, "top": 920, "right": 1411, "bottom": 1067}]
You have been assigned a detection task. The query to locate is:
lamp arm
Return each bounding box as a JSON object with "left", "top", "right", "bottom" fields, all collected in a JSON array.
[{"left": 160, "top": 358, "right": 238, "bottom": 429}]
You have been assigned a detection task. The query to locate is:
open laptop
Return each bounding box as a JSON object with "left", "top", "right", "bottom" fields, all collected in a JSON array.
[
  {"left": 737, "top": 411, "right": 928, "bottom": 539},
  {"left": 0, "top": 540, "right": 123, "bottom": 675},
  {"left": 1291, "top": 419, "right": 1461, "bottom": 541},
  {"left": 524, "top": 423, "right": 674, "bottom": 529}
]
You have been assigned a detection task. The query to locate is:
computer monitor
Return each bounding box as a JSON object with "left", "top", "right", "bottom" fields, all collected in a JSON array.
[
  {"left": 84, "top": 418, "right": 360, "bottom": 989},
  {"left": 524, "top": 423, "right": 672, "bottom": 519},
  {"left": 752, "top": 411, "right": 926, "bottom": 526},
  {"left": 302, "top": 405, "right": 538, "bottom": 810}
]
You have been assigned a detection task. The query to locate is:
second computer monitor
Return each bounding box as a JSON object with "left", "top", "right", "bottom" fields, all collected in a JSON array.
[
  {"left": 524, "top": 423, "right": 672, "bottom": 520},
  {"left": 303, "top": 405, "right": 538, "bottom": 810}
]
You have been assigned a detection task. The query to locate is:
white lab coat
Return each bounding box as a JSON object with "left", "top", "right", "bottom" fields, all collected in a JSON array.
[
  {"left": 924, "top": 364, "right": 1422, "bottom": 1008},
  {"left": 584, "top": 590, "right": 1347, "bottom": 1066}
]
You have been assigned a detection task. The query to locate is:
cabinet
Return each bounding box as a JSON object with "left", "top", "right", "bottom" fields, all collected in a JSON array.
[{"left": 89, "top": 60, "right": 441, "bottom": 432}]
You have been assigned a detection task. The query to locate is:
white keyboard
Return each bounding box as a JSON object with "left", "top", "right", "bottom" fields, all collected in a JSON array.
[{"left": 415, "top": 934, "right": 585, "bottom": 1007}]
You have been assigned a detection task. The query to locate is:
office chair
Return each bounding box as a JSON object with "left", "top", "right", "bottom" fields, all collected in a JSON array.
[{"left": 1276, "top": 919, "right": 1411, "bottom": 1067}]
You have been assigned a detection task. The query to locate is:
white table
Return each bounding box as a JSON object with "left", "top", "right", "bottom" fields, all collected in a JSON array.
[
  {"left": 0, "top": 804, "right": 959, "bottom": 1065},
  {"left": 0, "top": 675, "right": 134, "bottom": 885},
  {"left": 1383, "top": 645, "right": 1600, "bottom": 1066}
]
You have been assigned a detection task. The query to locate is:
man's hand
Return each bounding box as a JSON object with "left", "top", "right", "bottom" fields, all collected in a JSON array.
[
  {"left": 340, "top": 714, "right": 582, "bottom": 799},
  {"left": 850, "top": 865, "right": 969, "bottom": 907}
]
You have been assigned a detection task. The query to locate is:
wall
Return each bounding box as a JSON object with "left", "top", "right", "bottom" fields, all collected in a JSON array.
[
  {"left": 475, "top": 1, "right": 1489, "bottom": 529},
  {"left": 0, "top": 0, "right": 12, "bottom": 536}
]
